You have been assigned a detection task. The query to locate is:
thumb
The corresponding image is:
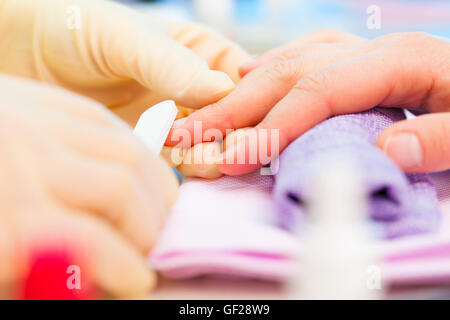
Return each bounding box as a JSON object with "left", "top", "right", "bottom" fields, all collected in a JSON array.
[
  {"left": 376, "top": 113, "right": 450, "bottom": 173},
  {"left": 97, "top": 4, "right": 235, "bottom": 108}
]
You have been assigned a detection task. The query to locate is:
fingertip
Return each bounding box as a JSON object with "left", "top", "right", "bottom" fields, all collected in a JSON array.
[
  {"left": 165, "top": 117, "right": 196, "bottom": 148},
  {"left": 165, "top": 127, "right": 180, "bottom": 147},
  {"left": 177, "top": 142, "right": 223, "bottom": 179},
  {"left": 118, "top": 265, "right": 157, "bottom": 299},
  {"left": 177, "top": 70, "right": 235, "bottom": 109},
  {"left": 239, "top": 56, "right": 264, "bottom": 77},
  {"left": 215, "top": 128, "right": 276, "bottom": 176},
  {"left": 376, "top": 121, "right": 426, "bottom": 173},
  {"left": 382, "top": 132, "right": 424, "bottom": 172},
  {"left": 238, "top": 64, "right": 253, "bottom": 78},
  {"left": 167, "top": 103, "right": 234, "bottom": 148},
  {"left": 207, "top": 70, "right": 236, "bottom": 98}
]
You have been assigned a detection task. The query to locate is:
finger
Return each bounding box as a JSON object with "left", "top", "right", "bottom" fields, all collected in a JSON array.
[
  {"left": 43, "top": 147, "right": 168, "bottom": 253},
  {"left": 30, "top": 96, "right": 179, "bottom": 207},
  {"left": 34, "top": 105, "right": 148, "bottom": 170},
  {"left": 160, "top": 20, "right": 250, "bottom": 83},
  {"left": 3, "top": 106, "right": 172, "bottom": 254},
  {"left": 71, "top": 213, "right": 156, "bottom": 298},
  {"left": 0, "top": 75, "right": 128, "bottom": 129},
  {"left": 218, "top": 45, "right": 437, "bottom": 175},
  {"left": 166, "top": 60, "right": 296, "bottom": 147},
  {"left": 239, "top": 29, "right": 364, "bottom": 76},
  {"left": 36, "top": 91, "right": 129, "bottom": 130},
  {"left": 174, "top": 129, "right": 254, "bottom": 178},
  {"left": 177, "top": 142, "right": 223, "bottom": 179},
  {"left": 167, "top": 41, "right": 382, "bottom": 148},
  {"left": 141, "top": 150, "right": 179, "bottom": 208},
  {"left": 160, "top": 146, "right": 186, "bottom": 168},
  {"left": 376, "top": 113, "right": 450, "bottom": 173},
  {"left": 217, "top": 127, "right": 277, "bottom": 176},
  {"left": 217, "top": 127, "right": 260, "bottom": 176},
  {"left": 40, "top": 105, "right": 179, "bottom": 207},
  {"left": 98, "top": 7, "right": 235, "bottom": 108},
  {"left": 19, "top": 211, "right": 155, "bottom": 298}
]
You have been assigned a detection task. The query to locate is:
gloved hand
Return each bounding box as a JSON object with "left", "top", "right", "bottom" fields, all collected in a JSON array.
[
  {"left": 0, "top": 75, "right": 178, "bottom": 298},
  {"left": 0, "top": 0, "right": 249, "bottom": 125},
  {"left": 0, "top": 0, "right": 250, "bottom": 178}
]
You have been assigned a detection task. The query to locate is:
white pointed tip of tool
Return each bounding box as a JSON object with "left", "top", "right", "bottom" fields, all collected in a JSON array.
[{"left": 134, "top": 100, "right": 178, "bottom": 155}]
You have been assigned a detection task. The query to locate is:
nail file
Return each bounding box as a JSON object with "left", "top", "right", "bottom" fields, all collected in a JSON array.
[{"left": 134, "top": 100, "right": 178, "bottom": 155}]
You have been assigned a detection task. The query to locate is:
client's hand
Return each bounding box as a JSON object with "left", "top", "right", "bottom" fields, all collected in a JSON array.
[{"left": 168, "top": 31, "right": 450, "bottom": 175}]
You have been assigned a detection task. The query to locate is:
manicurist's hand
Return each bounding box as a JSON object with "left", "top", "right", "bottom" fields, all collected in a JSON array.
[
  {"left": 168, "top": 30, "right": 450, "bottom": 175},
  {"left": 0, "top": 0, "right": 249, "bottom": 126},
  {"left": 0, "top": 75, "right": 178, "bottom": 298}
]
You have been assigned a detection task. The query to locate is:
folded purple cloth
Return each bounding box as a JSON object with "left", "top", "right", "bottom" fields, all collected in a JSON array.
[{"left": 273, "top": 108, "right": 440, "bottom": 239}]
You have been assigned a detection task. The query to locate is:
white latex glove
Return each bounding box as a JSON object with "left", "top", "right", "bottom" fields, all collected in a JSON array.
[
  {"left": 0, "top": 0, "right": 250, "bottom": 179},
  {"left": 0, "top": 75, "right": 178, "bottom": 298},
  {"left": 0, "top": 0, "right": 249, "bottom": 125}
]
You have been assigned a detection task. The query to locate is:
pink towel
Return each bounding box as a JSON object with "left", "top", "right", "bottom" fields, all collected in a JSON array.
[{"left": 149, "top": 170, "right": 450, "bottom": 286}]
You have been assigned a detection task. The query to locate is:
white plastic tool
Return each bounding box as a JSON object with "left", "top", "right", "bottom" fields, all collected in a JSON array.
[{"left": 133, "top": 100, "right": 178, "bottom": 155}]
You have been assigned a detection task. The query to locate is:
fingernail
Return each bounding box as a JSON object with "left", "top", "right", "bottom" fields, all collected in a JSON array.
[
  {"left": 172, "top": 117, "right": 187, "bottom": 128},
  {"left": 384, "top": 133, "right": 423, "bottom": 169}
]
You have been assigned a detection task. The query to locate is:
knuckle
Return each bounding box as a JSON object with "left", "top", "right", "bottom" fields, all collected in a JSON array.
[
  {"left": 278, "top": 46, "right": 311, "bottom": 62},
  {"left": 173, "top": 22, "right": 206, "bottom": 43},
  {"left": 265, "top": 60, "right": 299, "bottom": 83},
  {"left": 294, "top": 71, "right": 328, "bottom": 94},
  {"left": 293, "top": 71, "right": 334, "bottom": 116}
]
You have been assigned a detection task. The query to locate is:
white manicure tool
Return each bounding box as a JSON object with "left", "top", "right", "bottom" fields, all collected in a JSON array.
[{"left": 133, "top": 100, "right": 178, "bottom": 155}]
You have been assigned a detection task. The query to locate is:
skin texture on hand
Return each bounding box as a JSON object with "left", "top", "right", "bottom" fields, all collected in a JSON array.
[
  {"left": 168, "top": 31, "right": 450, "bottom": 175},
  {"left": 0, "top": 75, "right": 178, "bottom": 298}
]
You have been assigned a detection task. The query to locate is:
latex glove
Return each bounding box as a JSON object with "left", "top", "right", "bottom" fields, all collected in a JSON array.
[
  {"left": 0, "top": 0, "right": 249, "bottom": 127},
  {"left": 0, "top": 75, "right": 178, "bottom": 298},
  {"left": 169, "top": 31, "right": 450, "bottom": 175}
]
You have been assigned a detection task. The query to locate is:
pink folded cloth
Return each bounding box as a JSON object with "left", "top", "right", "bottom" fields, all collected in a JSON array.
[{"left": 149, "top": 170, "right": 450, "bottom": 286}]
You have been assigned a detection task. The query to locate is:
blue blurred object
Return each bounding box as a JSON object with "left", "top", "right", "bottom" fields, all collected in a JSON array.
[
  {"left": 173, "top": 168, "right": 184, "bottom": 183},
  {"left": 118, "top": 0, "right": 450, "bottom": 52}
]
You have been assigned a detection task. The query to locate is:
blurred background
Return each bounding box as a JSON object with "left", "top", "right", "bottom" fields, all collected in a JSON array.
[{"left": 116, "top": 0, "right": 450, "bottom": 54}]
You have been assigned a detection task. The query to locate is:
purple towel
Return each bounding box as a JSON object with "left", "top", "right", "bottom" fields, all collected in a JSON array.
[{"left": 273, "top": 108, "right": 440, "bottom": 239}]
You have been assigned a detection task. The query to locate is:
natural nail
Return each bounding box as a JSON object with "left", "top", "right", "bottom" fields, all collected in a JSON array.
[{"left": 384, "top": 133, "right": 423, "bottom": 169}]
